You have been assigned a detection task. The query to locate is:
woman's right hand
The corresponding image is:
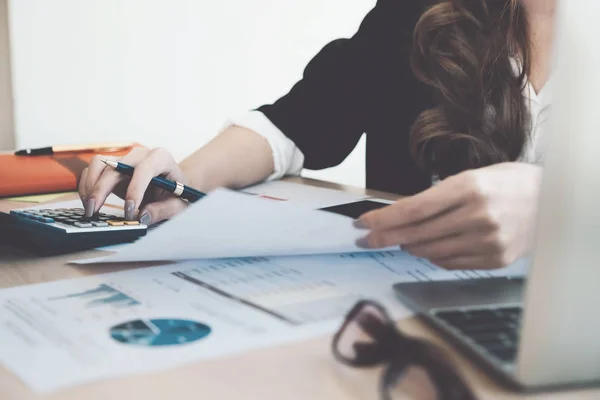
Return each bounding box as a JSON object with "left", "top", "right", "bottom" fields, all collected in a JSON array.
[{"left": 78, "top": 147, "right": 190, "bottom": 226}]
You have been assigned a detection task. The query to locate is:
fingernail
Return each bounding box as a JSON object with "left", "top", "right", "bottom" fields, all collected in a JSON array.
[
  {"left": 139, "top": 212, "right": 151, "bottom": 226},
  {"left": 353, "top": 219, "right": 368, "bottom": 229},
  {"left": 125, "top": 200, "right": 135, "bottom": 221},
  {"left": 355, "top": 236, "right": 371, "bottom": 249},
  {"left": 85, "top": 199, "right": 96, "bottom": 218}
]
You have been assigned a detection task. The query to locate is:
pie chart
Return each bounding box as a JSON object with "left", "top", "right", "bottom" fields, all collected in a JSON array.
[{"left": 110, "top": 318, "right": 211, "bottom": 347}]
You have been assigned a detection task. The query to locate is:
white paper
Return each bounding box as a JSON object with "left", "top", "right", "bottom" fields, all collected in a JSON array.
[
  {"left": 74, "top": 188, "right": 382, "bottom": 264},
  {"left": 0, "top": 251, "right": 527, "bottom": 393},
  {"left": 242, "top": 180, "right": 370, "bottom": 209}
]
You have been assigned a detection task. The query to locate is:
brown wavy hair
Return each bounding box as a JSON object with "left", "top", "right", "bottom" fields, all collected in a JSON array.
[{"left": 410, "top": 0, "right": 531, "bottom": 178}]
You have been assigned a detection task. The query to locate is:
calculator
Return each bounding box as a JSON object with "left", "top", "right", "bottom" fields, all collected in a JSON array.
[{"left": 0, "top": 207, "right": 147, "bottom": 255}]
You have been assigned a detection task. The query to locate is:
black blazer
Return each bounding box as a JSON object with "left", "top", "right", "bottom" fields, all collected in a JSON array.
[{"left": 257, "top": 0, "right": 436, "bottom": 195}]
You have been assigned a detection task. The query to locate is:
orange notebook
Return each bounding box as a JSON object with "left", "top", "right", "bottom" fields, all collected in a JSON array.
[{"left": 0, "top": 145, "right": 142, "bottom": 197}]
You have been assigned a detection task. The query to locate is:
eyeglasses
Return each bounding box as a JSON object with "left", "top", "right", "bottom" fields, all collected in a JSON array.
[{"left": 331, "top": 300, "right": 477, "bottom": 400}]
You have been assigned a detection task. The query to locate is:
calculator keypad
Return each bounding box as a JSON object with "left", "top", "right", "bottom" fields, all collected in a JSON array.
[{"left": 10, "top": 208, "right": 137, "bottom": 229}]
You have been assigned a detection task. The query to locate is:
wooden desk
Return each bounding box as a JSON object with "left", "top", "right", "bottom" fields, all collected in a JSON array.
[{"left": 0, "top": 177, "right": 597, "bottom": 400}]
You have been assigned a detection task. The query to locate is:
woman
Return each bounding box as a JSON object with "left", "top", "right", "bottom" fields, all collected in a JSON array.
[{"left": 78, "top": 0, "right": 556, "bottom": 270}]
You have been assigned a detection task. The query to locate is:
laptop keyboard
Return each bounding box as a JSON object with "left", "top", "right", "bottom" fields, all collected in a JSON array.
[{"left": 433, "top": 306, "right": 522, "bottom": 364}]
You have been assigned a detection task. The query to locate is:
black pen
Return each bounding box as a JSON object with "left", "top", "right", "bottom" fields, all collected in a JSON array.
[{"left": 101, "top": 159, "right": 206, "bottom": 203}]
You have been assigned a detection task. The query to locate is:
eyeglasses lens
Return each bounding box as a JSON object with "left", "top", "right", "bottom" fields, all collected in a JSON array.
[{"left": 336, "top": 302, "right": 390, "bottom": 363}]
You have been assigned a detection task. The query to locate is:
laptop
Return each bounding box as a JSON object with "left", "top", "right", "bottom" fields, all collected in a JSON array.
[{"left": 393, "top": 0, "right": 600, "bottom": 392}]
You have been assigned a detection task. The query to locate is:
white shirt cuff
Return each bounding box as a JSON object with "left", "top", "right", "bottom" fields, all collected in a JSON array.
[{"left": 224, "top": 111, "right": 305, "bottom": 181}]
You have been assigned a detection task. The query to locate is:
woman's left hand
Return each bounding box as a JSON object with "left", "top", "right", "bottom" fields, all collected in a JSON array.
[{"left": 355, "top": 163, "right": 542, "bottom": 270}]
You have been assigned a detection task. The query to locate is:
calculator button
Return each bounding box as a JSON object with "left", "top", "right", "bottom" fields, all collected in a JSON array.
[
  {"left": 36, "top": 217, "right": 55, "bottom": 223},
  {"left": 91, "top": 221, "right": 108, "bottom": 227},
  {"left": 63, "top": 219, "right": 79, "bottom": 225},
  {"left": 107, "top": 220, "right": 125, "bottom": 226},
  {"left": 74, "top": 222, "right": 93, "bottom": 228},
  {"left": 124, "top": 221, "right": 140, "bottom": 226}
]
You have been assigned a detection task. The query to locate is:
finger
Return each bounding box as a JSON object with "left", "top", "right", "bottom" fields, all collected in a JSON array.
[
  {"left": 87, "top": 169, "right": 124, "bottom": 217},
  {"left": 138, "top": 197, "right": 188, "bottom": 226},
  {"left": 402, "top": 231, "right": 497, "bottom": 261},
  {"left": 125, "top": 148, "right": 183, "bottom": 218},
  {"left": 430, "top": 255, "right": 499, "bottom": 271},
  {"left": 78, "top": 167, "right": 89, "bottom": 205},
  {"left": 84, "top": 155, "right": 119, "bottom": 200},
  {"left": 361, "top": 204, "right": 490, "bottom": 248},
  {"left": 358, "top": 174, "right": 473, "bottom": 231},
  {"left": 87, "top": 148, "right": 148, "bottom": 215}
]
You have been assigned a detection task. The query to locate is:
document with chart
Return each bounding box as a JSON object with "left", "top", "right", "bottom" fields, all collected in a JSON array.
[{"left": 0, "top": 251, "right": 527, "bottom": 393}]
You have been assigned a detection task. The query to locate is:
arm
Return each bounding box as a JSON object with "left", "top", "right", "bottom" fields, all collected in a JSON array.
[
  {"left": 179, "top": 125, "right": 274, "bottom": 191},
  {"left": 79, "top": 125, "right": 273, "bottom": 224}
]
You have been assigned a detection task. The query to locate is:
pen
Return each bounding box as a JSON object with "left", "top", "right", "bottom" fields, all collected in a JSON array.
[
  {"left": 101, "top": 159, "right": 206, "bottom": 203},
  {"left": 15, "top": 142, "right": 135, "bottom": 156}
]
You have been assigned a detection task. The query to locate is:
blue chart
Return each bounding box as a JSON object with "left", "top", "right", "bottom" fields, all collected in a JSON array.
[
  {"left": 49, "top": 284, "right": 141, "bottom": 309},
  {"left": 110, "top": 319, "right": 211, "bottom": 347}
]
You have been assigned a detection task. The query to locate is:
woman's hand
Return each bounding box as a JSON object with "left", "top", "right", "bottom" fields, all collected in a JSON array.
[
  {"left": 78, "top": 147, "right": 189, "bottom": 225},
  {"left": 355, "top": 163, "right": 542, "bottom": 270}
]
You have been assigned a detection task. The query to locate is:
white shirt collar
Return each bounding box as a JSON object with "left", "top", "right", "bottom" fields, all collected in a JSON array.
[{"left": 510, "top": 56, "right": 553, "bottom": 108}]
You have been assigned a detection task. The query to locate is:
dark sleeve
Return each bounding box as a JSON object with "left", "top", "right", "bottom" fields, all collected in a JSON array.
[{"left": 257, "top": 0, "right": 406, "bottom": 170}]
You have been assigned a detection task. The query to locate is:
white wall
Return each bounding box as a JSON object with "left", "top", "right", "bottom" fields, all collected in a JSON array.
[
  {"left": 0, "top": 0, "right": 14, "bottom": 150},
  {"left": 8, "top": 0, "right": 375, "bottom": 187}
]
